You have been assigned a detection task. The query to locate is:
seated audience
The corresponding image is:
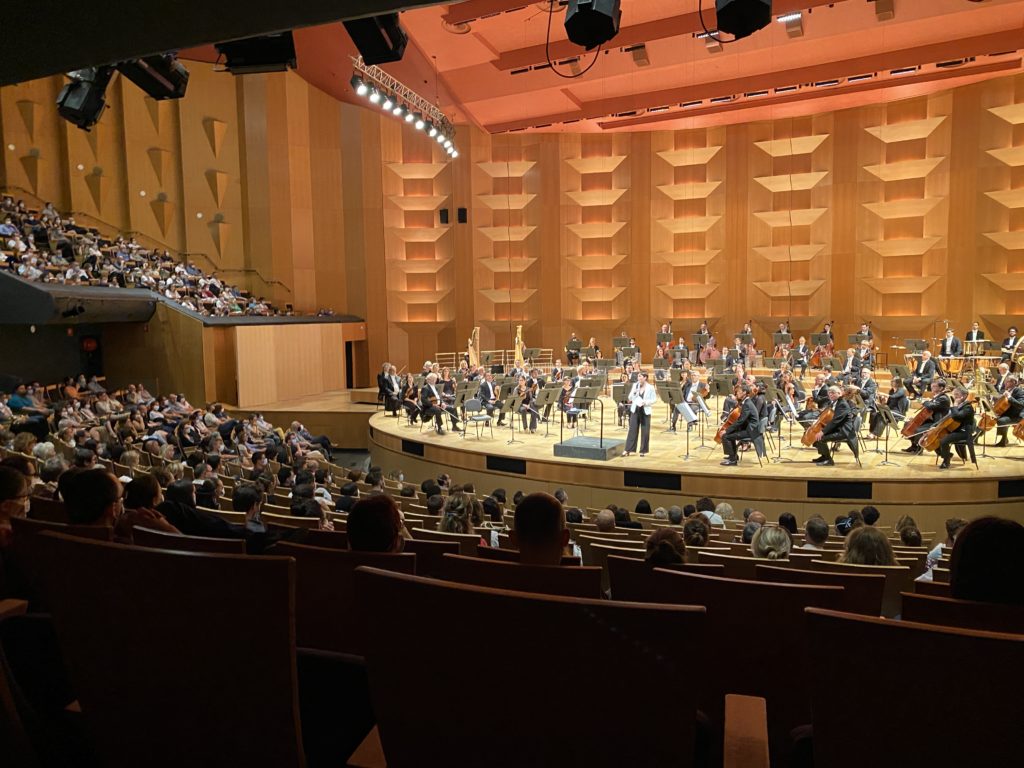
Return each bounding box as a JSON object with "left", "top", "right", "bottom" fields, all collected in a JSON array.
[
  {"left": 0, "top": 465, "right": 31, "bottom": 549},
  {"left": 839, "top": 525, "right": 895, "bottom": 565},
  {"left": 668, "top": 506, "right": 684, "bottom": 525},
  {"left": 803, "top": 516, "right": 829, "bottom": 550},
  {"left": 348, "top": 495, "right": 405, "bottom": 553},
  {"left": 751, "top": 526, "right": 792, "bottom": 560},
  {"left": 861, "top": 505, "right": 881, "bottom": 526},
  {"left": 511, "top": 493, "right": 570, "bottom": 566},
  {"left": 741, "top": 521, "right": 762, "bottom": 545},
  {"left": 158, "top": 479, "right": 242, "bottom": 539},
  {"left": 778, "top": 512, "right": 798, "bottom": 535},
  {"left": 645, "top": 528, "right": 686, "bottom": 567},
  {"left": 682, "top": 515, "right": 711, "bottom": 547},
  {"left": 899, "top": 526, "right": 923, "bottom": 547},
  {"left": 613, "top": 508, "right": 643, "bottom": 530},
  {"left": 949, "top": 517, "right": 1024, "bottom": 606},
  {"left": 595, "top": 509, "right": 616, "bottom": 533}
]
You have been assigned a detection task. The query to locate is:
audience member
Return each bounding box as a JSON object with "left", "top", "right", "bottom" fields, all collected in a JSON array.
[
  {"left": 0, "top": 465, "right": 30, "bottom": 548},
  {"left": 949, "top": 517, "right": 1024, "bottom": 605},
  {"left": 440, "top": 492, "right": 474, "bottom": 534},
  {"left": 348, "top": 495, "right": 406, "bottom": 552},
  {"left": 668, "top": 505, "right": 684, "bottom": 525},
  {"left": 741, "top": 521, "right": 762, "bottom": 545},
  {"left": 645, "top": 528, "right": 686, "bottom": 567},
  {"left": 747, "top": 510, "right": 767, "bottom": 526},
  {"left": 511, "top": 493, "right": 569, "bottom": 566},
  {"left": 899, "top": 526, "right": 923, "bottom": 547},
  {"left": 683, "top": 504, "right": 697, "bottom": 518},
  {"left": 778, "top": 512, "right": 798, "bottom": 535},
  {"left": 839, "top": 525, "right": 895, "bottom": 565},
  {"left": 715, "top": 502, "right": 734, "bottom": 523},
  {"left": 682, "top": 515, "right": 710, "bottom": 547},
  {"left": 861, "top": 505, "right": 881, "bottom": 526},
  {"left": 564, "top": 506, "right": 584, "bottom": 524},
  {"left": 653, "top": 506, "right": 668, "bottom": 520},
  {"left": 635, "top": 499, "right": 652, "bottom": 517},
  {"left": 803, "top": 516, "right": 829, "bottom": 550},
  {"left": 595, "top": 509, "right": 616, "bottom": 533},
  {"left": 613, "top": 508, "right": 642, "bottom": 530},
  {"left": 751, "top": 526, "right": 792, "bottom": 560}
]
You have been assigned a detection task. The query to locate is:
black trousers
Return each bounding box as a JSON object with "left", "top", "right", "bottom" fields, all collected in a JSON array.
[
  {"left": 626, "top": 409, "right": 651, "bottom": 453},
  {"left": 816, "top": 435, "right": 858, "bottom": 460},
  {"left": 996, "top": 415, "right": 1019, "bottom": 441},
  {"left": 937, "top": 431, "right": 970, "bottom": 461}
]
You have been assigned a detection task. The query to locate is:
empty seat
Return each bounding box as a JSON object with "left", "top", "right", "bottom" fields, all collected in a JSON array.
[
  {"left": 695, "top": 550, "right": 760, "bottom": 579},
  {"left": 650, "top": 569, "right": 843, "bottom": 764},
  {"left": 809, "top": 560, "right": 913, "bottom": 618},
  {"left": 899, "top": 592, "right": 1024, "bottom": 634},
  {"left": 31, "top": 532, "right": 305, "bottom": 768},
  {"left": 436, "top": 553, "right": 602, "bottom": 598},
  {"left": 606, "top": 555, "right": 725, "bottom": 601},
  {"left": 354, "top": 566, "right": 712, "bottom": 768},
  {"left": 409, "top": 527, "right": 479, "bottom": 557},
  {"left": 401, "top": 538, "right": 459, "bottom": 578},
  {"left": 756, "top": 564, "right": 885, "bottom": 616},
  {"left": 271, "top": 541, "right": 415, "bottom": 655},
  {"left": 806, "top": 608, "right": 1023, "bottom": 768},
  {"left": 132, "top": 526, "right": 247, "bottom": 554}
]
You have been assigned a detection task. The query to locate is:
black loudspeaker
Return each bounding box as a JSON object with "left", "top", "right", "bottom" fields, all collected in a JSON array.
[
  {"left": 565, "top": 0, "right": 621, "bottom": 50},
  {"left": 343, "top": 13, "right": 408, "bottom": 65},
  {"left": 215, "top": 34, "right": 296, "bottom": 74},
  {"left": 715, "top": 0, "right": 772, "bottom": 40},
  {"left": 457, "top": 208, "right": 468, "bottom": 224},
  {"left": 439, "top": 208, "right": 450, "bottom": 225},
  {"left": 56, "top": 66, "right": 115, "bottom": 130}
]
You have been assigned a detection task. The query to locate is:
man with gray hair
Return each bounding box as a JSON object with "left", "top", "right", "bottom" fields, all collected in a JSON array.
[
  {"left": 419, "top": 373, "right": 461, "bottom": 436},
  {"left": 595, "top": 509, "right": 616, "bottom": 533},
  {"left": 668, "top": 506, "right": 684, "bottom": 525}
]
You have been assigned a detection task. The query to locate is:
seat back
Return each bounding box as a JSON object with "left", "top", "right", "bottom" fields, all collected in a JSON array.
[
  {"left": 8, "top": 518, "right": 113, "bottom": 604},
  {"left": 355, "top": 567, "right": 706, "bottom": 768},
  {"left": 756, "top": 564, "right": 884, "bottom": 616},
  {"left": 807, "top": 608, "right": 1024, "bottom": 768},
  {"left": 410, "top": 527, "right": 479, "bottom": 557},
  {"left": 652, "top": 569, "right": 843, "bottom": 761},
  {"left": 262, "top": 512, "right": 321, "bottom": 529},
  {"left": 26, "top": 496, "right": 69, "bottom": 523},
  {"left": 436, "top": 553, "right": 602, "bottom": 598},
  {"left": 809, "top": 559, "right": 912, "bottom": 617},
  {"left": 270, "top": 541, "right": 415, "bottom": 654},
  {"left": 695, "top": 550, "right": 759, "bottom": 579},
  {"left": 912, "top": 579, "right": 951, "bottom": 597},
  {"left": 900, "top": 592, "right": 1024, "bottom": 634},
  {"left": 299, "top": 528, "right": 350, "bottom": 549},
  {"left": 474, "top": 545, "right": 580, "bottom": 566},
  {"left": 401, "top": 538, "right": 459, "bottom": 577},
  {"left": 32, "top": 533, "right": 304, "bottom": 768},
  {"left": 131, "top": 526, "right": 247, "bottom": 554},
  {"left": 606, "top": 555, "right": 724, "bottom": 601}
]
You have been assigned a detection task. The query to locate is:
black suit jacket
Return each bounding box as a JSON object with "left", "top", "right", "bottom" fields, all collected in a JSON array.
[
  {"left": 821, "top": 398, "right": 857, "bottom": 441},
  {"left": 922, "top": 392, "right": 951, "bottom": 423},
  {"left": 914, "top": 358, "right": 937, "bottom": 380},
  {"left": 939, "top": 338, "right": 963, "bottom": 356},
  {"left": 725, "top": 398, "right": 760, "bottom": 441},
  {"left": 948, "top": 401, "right": 975, "bottom": 434},
  {"left": 842, "top": 355, "right": 862, "bottom": 380},
  {"left": 1004, "top": 386, "right": 1024, "bottom": 420}
]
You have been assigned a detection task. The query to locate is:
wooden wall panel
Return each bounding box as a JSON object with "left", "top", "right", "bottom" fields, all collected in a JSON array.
[{"left": 234, "top": 324, "right": 349, "bottom": 407}]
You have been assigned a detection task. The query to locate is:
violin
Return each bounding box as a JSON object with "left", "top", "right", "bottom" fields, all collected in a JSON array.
[
  {"left": 715, "top": 405, "right": 741, "bottom": 444},
  {"left": 801, "top": 405, "right": 834, "bottom": 446}
]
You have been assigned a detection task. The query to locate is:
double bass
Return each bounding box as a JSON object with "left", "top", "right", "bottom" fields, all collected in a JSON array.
[
  {"left": 699, "top": 335, "right": 721, "bottom": 364},
  {"left": 801, "top": 404, "right": 834, "bottom": 446},
  {"left": 809, "top": 319, "right": 835, "bottom": 368}
]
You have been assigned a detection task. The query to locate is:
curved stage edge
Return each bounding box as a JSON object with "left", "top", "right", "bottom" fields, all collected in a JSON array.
[{"left": 368, "top": 411, "right": 1024, "bottom": 530}]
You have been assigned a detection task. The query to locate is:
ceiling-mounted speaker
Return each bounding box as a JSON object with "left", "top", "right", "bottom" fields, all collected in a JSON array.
[
  {"left": 715, "top": 0, "right": 772, "bottom": 40},
  {"left": 564, "top": 0, "right": 621, "bottom": 50},
  {"left": 343, "top": 13, "right": 408, "bottom": 64}
]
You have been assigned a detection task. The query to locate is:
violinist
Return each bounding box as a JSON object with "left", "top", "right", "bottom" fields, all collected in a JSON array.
[
  {"left": 720, "top": 384, "right": 759, "bottom": 466},
  {"left": 993, "top": 375, "right": 1024, "bottom": 447},
  {"left": 903, "top": 379, "right": 951, "bottom": 454},
  {"left": 726, "top": 337, "right": 746, "bottom": 369},
  {"left": 420, "top": 373, "right": 462, "bottom": 435},
  {"left": 840, "top": 347, "right": 862, "bottom": 384},
  {"left": 400, "top": 373, "right": 420, "bottom": 424},
  {"left": 859, "top": 368, "right": 878, "bottom": 410},
  {"left": 994, "top": 362, "right": 1011, "bottom": 393},
  {"left": 478, "top": 372, "right": 499, "bottom": 417},
  {"left": 674, "top": 337, "right": 690, "bottom": 365},
  {"left": 810, "top": 386, "right": 858, "bottom": 467},
  {"left": 935, "top": 386, "right": 975, "bottom": 469},
  {"left": 439, "top": 367, "right": 456, "bottom": 403},
  {"left": 559, "top": 377, "right": 581, "bottom": 427},
  {"left": 516, "top": 375, "right": 538, "bottom": 434},
  {"left": 858, "top": 340, "right": 874, "bottom": 369},
  {"left": 670, "top": 371, "right": 704, "bottom": 432}
]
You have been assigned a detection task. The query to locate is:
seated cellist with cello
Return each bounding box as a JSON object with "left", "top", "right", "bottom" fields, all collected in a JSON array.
[
  {"left": 808, "top": 385, "right": 858, "bottom": 467},
  {"left": 719, "top": 384, "right": 759, "bottom": 466},
  {"left": 927, "top": 386, "right": 975, "bottom": 469},
  {"left": 903, "top": 379, "right": 951, "bottom": 454}
]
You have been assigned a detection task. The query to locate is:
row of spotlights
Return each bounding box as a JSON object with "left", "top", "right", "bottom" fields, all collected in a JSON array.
[{"left": 350, "top": 74, "right": 457, "bottom": 158}]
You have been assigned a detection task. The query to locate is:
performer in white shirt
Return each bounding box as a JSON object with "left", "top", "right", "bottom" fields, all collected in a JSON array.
[{"left": 623, "top": 372, "right": 658, "bottom": 456}]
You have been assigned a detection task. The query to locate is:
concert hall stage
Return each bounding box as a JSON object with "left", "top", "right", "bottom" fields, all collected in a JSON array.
[
  {"left": 229, "top": 390, "right": 378, "bottom": 450},
  {"left": 368, "top": 401, "right": 1024, "bottom": 529}
]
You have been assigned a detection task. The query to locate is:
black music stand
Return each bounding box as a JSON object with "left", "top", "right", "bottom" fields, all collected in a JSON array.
[
  {"left": 810, "top": 333, "right": 831, "bottom": 348},
  {"left": 611, "top": 383, "right": 628, "bottom": 429},
  {"left": 738, "top": 333, "right": 753, "bottom": 346},
  {"left": 501, "top": 394, "right": 526, "bottom": 445},
  {"left": 658, "top": 383, "right": 682, "bottom": 430},
  {"left": 656, "top": 332, "right": 674, "bottom": 345},
  {"left": 876, "top": 404, "right": 900, "bottom": 467},
  {"left": 533, "top": 387, "right": 559, "bottom": 438},
  {"left": 692, "top": 333, "right": 709, "bottom": 351},
  {"left": 773, "top": 332, "right": 792, "bottom": 348},
  {"left": 975, "top": 397, "right": 998, "bottom": 461}
]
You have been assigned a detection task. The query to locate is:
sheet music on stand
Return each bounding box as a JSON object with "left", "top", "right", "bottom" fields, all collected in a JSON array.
[
  {"left": 810, "top": 333, "right": 831, "bottom": 347},
  {"left": 692, "top": 333, "right": 709, "bottom": 349},
  {"left": 773, "top": 332, "right": 792, "bottom": 347},
  {"left": 656, "top": 332, "right": 674, "bottom": 344},
  {"left": 612, "top": 336, "right": 631, "bottom": 349},
  {"left": 738, "top": 333, "right": 753, "bottom": 345},
  {"left": 532, "top": 388, "right": 560, "bottom": 437}
]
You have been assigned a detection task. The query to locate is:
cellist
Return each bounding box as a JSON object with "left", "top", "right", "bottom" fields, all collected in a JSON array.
[
  {"left": 934, "top": 386, "right": 975, "bottom": 470},
  {"left": 809, "top": 386, "right": 858, "bottom": 467},
  {"left": 903, "top": 379, "right": 951, "bottom": 455},
  {"left": 720, "top": 384, "right": 759, "bottom": 466}
]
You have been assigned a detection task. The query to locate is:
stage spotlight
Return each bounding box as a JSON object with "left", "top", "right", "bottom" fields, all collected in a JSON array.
[
  {"left": 414, "top": 113, "right": 425, "bottom": 130},
  {"left": 565, "top": 0, "right": 621, "bottom": 50},
  {"left": 436, "top": 132, "right": 445, "bottom": 144},
  {"left": 368, "top": 88, "right": 381, "bottom": 104},
  {"left": 216, "top": 33, "right": 296, "bottom": 74},
  {"left": 443, "top": 138, "right": 452, "bottom": 149},
  {"left": 451, "top": 150, "right": 459, "bottom": 158},
  {"left": 117, "top": 54, "right": 189, "bottom": 100},
  {"left": 404, "top": 110, "right": 414, "bottom": 123},
  {"left": 427, "top": 122, "right": 438, "bottom": 137},
  {"left": 715, "top": 0, "right": 771, "bottom": 40},
  {"left": 382, "top": 94, "right": 394, "bottom": 110},
  {"left": 57, "top": 66, "right": 115, "bottom": 131},
  {"left": 392, "top": 103, "right": 404, "bottom": 117},
  {"left": 350, "top": 73, "right": 368, "bottom": 96}
]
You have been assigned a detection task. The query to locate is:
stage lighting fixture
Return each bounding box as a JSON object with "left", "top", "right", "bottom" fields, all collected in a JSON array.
[
  {"left": 714, "top": 0, "right": 771, "bottom": 40},
  {"left": 436, "top": 133, "right": 445, "bottom": 144},
  {"left": 216, "top": 33, "right": 296, "bottom": 74},
  {"left": 392, "top": 103, "right": 404, "bottom": 116},
  {"left": 414, "top": 113, "right": 425, "bottom": 130},
  {"left": 382, "top": 94, "right": 394, "bottom": 110},
  {"left": 444, "top": 138, "right": 452, "bottom": 149},
  {"left": 404, "top": 110, "right": 414, "bottom": 123},
  {"left": 564, "top": 0, "right": 621, "bottom": 50},
  {"left": 451, "top": 150, "right": 459, "bottom": 159},
  {"left": 368, "top": 88, "right": 381, "bottom": 104},
  {"left": 350, "top": 74, "right": 368, "bottom": 96},
  {"left": 428, "top": 122, "right": 438, "bottom": 137},
  {"left": 117, "top": 54, "right": 189, "bottom": 100},
  {"left": 343, "top": 13, "right": 408, "bottom": 65},
  {"left": 57, "top": 66, "right": 115, "bottom": 131}
]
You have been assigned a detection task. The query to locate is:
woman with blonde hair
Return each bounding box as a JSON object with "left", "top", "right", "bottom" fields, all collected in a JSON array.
[
  {"left": 840, "top": 526, "right": 895, "bottom": 566},
  {"left": 751, "top": 525, "right": 792, "bottom": 560}
]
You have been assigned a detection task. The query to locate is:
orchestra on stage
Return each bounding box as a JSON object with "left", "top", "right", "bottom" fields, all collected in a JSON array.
[{"left": 377, "top": 320, "right": 1024, "bottom": 470}]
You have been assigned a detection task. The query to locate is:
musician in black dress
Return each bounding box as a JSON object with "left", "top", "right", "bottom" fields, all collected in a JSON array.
[
  {"left": 420, "top": 373, "right": 461, "bottom": 435},
  {"left": 811, "top": 386, "right": 858, "bottom": 466},
  {"left": 515, "top": 376, "right": 538, "bottom": 433},
  {"left": 904, "top": 379, "right": 950, "bottom": 454},
  {"left": 993, "top": 376, "right": 1024, "bottom": 447},
  {"left": 720, "top": 384, "right": 759, "bottom": 466},
  {"left": 935, "top": 386, "right": 975, "bottom": 469}
]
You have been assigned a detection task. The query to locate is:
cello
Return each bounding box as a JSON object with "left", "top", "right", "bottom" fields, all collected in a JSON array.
[
  {"left": 919, "top": 413, "right": 960, "bottom": 452},
  {"left": 900, "top": 406, "right": 933, "bottom": 438},
  {"left": 801, "top": 404, "right": 834, "bottom": 446},
  {"left": 715, "top": 402, "right": 741, "bottom": 444}
]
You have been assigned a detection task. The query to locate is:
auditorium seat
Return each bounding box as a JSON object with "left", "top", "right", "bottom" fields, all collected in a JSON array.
[
  {"left": 401, "top": 538, "right": 459, "bottom": 578},
  {"left": 262, "top": 512, "right": 322, "bottom": 529},
  {"left": 805, "top": 608, "right": 1023, "bottom": 768},
  {"left": 353, "top": 566, "right": 767, "bottom": 768},
  {"left": 31, "top": 532, "right": 307, "bottom": 768},
  {"left": 809, "top": 560, "right": 912, "bottom": 618},
  {"left": 606, "top": 555, "right": 724, "bottom": 601},
  {"left": 300, "top": 528, "right": 350, "bottom": 549},
  {"left": 9, "top": 518, "right": 113, "bottom": 605},
  {"left": 131, "top": 526, "right": 247, "bottom": 554},
  {"left": 270, "top": 541, "right": 415, "bottom": 655},
  {"left": 435, "top": 553, "right": 602, "bottom": 598},
  {"left": 899, "top": 592, "right": 1024, "bottom": 634},
  {"left": 649, "top": 569, "right": 844, "bottom": 765},
  {"left": 474, "top": 545, "right": 581, "bottom": 566},
  {"left": 26, "top": 496, "right": 69, "bottom": 523},
  {"left": 696, "top": 550, "right": 760, "bottom": 579},
  {"left": 756, "top": 564, "right": 885, "bottom": 616},
  {"left": 409, "top": 527, "right": 479, "bottom": 556},
  {"left": 913, "top": 579, "right": 951, "bottom": 597}
]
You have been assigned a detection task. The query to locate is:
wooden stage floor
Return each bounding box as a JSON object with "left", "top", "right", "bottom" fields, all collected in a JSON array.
[
  {"left": 368, "top": 398, "right": 1024, "bottom": 527},
  {"left": 229, "top": 390, "right": 378, "bottom": 450}
]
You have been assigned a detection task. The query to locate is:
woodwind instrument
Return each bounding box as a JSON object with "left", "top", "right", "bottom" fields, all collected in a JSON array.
[{"left": 801, "top": 404, "right": 834, "bottom": 446}]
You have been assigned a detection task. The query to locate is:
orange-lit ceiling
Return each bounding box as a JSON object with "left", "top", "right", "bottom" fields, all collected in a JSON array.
[{"left": 190, "top": 0, "right": 1024, "bottom": 133}]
